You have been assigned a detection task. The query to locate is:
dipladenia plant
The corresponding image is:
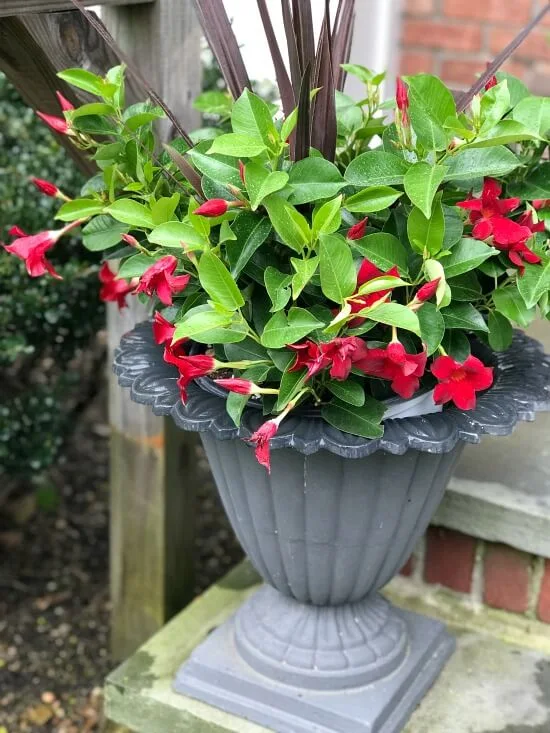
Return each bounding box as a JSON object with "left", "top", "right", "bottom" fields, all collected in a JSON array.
[{"left": 5, "top": 2, "right": 550, "bottom": 471}]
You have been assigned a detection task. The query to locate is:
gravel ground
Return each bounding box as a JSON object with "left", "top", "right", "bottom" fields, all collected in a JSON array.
[{"left": 0, "top": 384, "right": 242, "bottom": 731}]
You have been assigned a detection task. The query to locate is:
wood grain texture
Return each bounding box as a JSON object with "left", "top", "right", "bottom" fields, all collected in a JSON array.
[
  {"left": 0, "top": 0, "right": 152, "bottom": 17},
  {"left": 102, "top": 0, "right": 202, "bottom": 660}
]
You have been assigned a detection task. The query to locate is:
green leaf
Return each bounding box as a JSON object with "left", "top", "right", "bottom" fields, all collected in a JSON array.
[
  {"left": 442, "top": 302, "right": 488, "bottom": 332},
  {"left": 488, "top": 311, "right": 513, "bottom": 351},
  {"left": 280, "top": 107, "right": 298, "bottom": 142},
  {"left": 81, "top": 215, "right": 128, "bottom": 251},
  {"left": 496, "top": 72, "right": 529, "bottom": 106},
  {"left": 148, "top": 221, "right": 208, "bottom": 250},
  {"left": 321, "top": 398, "right": 385, "bottom": 439},
  {"left": 198, "top": 251, "right": 244, "bottom": 311},
  {"left": 319, "top": 233, "right": 357, "bottom": 304},
  {"left": 448, "top": 272, "right": 482, "bottom": 301},
  {"left": 260, "top": 308, "right": 324, "bottom": 348},
  {"left": 117, "top": 253, "right": 153, "bottom": 279},
  {"left": 226, "top": 392, "right": 250, "bottom": 427},
  {"left": 186, "top": 148, "right": 241, "bottom": 186},
  {"left": 231, "top": 89, "right": 278, "bottom": 146},
  {"left": 291, "top": 256, "right": 319, "bottom": 300},
  {"left": 345, "top": 151, "right": 409, "bottom": 187},
  {"left": 479, "top": 80, "right": 510, "bottom": 133},
  {"left": 208, "top": 133, "right": 267, "bottom": 158},
  {"left": 123, "top": 110, "right": 164, "bottom": 131},
  {"left": 441, "top": 330, "right": 471, "bottom": 361},
  {"left": 326, "top": 381, "right": 365, "bottom": 407},
  {"left": 219, "top": 220, "right": 236, "bottom": 244},
  {"left": 71, "top": 115, "right": 117, "bottom": 135},
  {"left": 244, "top": 162, "right": 289, "bottom": 210},
  {"left": 344, "top": 186, "right": 403, "bottom": 214},
  {"left": 224, "top": 338, "right": 269, "bottom": 363},
  {"left": 229, "top": 212, "right": 272, "bottom": 277},
  {"left": 193, "top": 90, "right": 232, "bottom": 115},
  {"left": 356, "top": 275, "right": 408, "bottom": 296},
  {"left": 417, "top": 302, "right": 445, "bottom": 355},
  {"left": 267, "top": 349, "right": 294, "bottom": 372},
  {"left": 443, "top": 205, "right": 464, "bottom": 248},
  {"left": 55, "top": 198, "right": 104, "bottom": 222},
  {"left": 493, "top": 287, "right": 536, "bottom": 327},
  {"left": 274, "top": 367, "right": 308, "bottom": 412},
  {"left": 287, "top": 158, "right": 346, "bottom": 205},
  {"left": 404, "top": 163, "right": 446, "bottom": 219},
  {"left": 443, "top": 146, "right": 520, "bottom": 181},
  {"left": 468, "top": 120, "right": 541, "bottom": 148},
  {"left": 512, "top": 96, "right": 550, "bottom": 137},
  {"left": 151, "top": 194, "right": 180, "bottom": 225},
  {"left": 312, "top": 196, "right": 342, "bottom": 238},
  {"left": 406, "top": 74, "right": 456, "bottom": 151},
  {"left": 264, "top": 267, "right": 292, "bottom": 312},
  {"left": 407, "top": 199, "right": 445, "bottom": 256},
  {"left": 441, "top": 238, "right": 495, "bottom": 278},
  {"left": 173, "top": 309, "right": 233, "bottom": 343},
  {"left": 263, "top": 195, "right": 310, "bottom": 253},
  {"left": 57, "top": 68, "right": 105, "bottom": 96},
  {"left": 362, "top": 302, "right": 421, "bottom": 335},
  {"left": 517, "top": 259, "right": 550, "bottom": 308},
  {"left": 71, "top": 102, "right": 116, "bottom": 119},
  {"left": 105, "top": 200, "right": 154, "bottom": 229},
  {"left": 350, "top": 232, "right": 409, "bottom": 276},
  {"left": 424, "top": 259, "right": 448, "bottom": 307}
]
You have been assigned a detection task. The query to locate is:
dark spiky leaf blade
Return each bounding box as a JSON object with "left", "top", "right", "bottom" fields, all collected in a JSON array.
[
  {"left": 332, "top": 0, "right": 355, "bottom": 90},
  {"left": 281, "top": 0, "right": 302, "bottom": 93},
  {"left": 163, "top": 144, "right": 204, "bottom": 198},
  {"left": 295, "top": 63, "right": 312, "bottom": 161},
  {"left": 257, "top": 0, "right": 295, "bottom": 117},
  {"left": 292, "top": 0, "right": 316, "bottom": 78},
  {"left": 311, "top": 2, "right": 337, "bottom": 161},
  {"left": 457, "top": 4, "right": 550, "bottom": 112},
  {"left": 193, "top": 0, "right": 251, "bottom": 100}
]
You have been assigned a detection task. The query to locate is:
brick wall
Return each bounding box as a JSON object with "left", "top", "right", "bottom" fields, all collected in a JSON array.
[
  {"left": 399, "top": 0, "right": 550, "bottom": 94},
  {"left": 400, "top": 529, "right": 550, "bottom": 623}
]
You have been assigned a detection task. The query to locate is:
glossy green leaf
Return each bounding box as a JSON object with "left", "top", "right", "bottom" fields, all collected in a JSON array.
[
  {"left": 350, "top": 232, "right": 409, "bottom": 276},
  {"left": 231, "top": 89, "right": 278, "bottom": 146},
  {"left": 488, "top": 311, "right": 513, "bottom": 351},
  {"left": 312, "top": 196, "right": 342, "bottom": 238},
  {"left": 441, "top": 330, "right": 471, "bottom": 361},
  {"left": 148, "top": 221, "right": 208, "bottom": 250},
  {"left": 208, "top": 133, "right": 267, "bottom": 158},
  {"left": 321, "top": 397, "right": 385, "bottom": 439},
  {"left": 493, "top": 287, "right": 536, "bottom": 328},
  {"left": 517, "top": 259, "right": 550, "bottom": 309},
  {"left": 106, "top": 200, "right": 154, "bottom": 229},
  {"left": 291, "top": 256, "right": 319, "bottom": 299},
  {"left": 361, "top": 302, "right": 421, "bottom": 335},
  {"left": 229, "top": 212, "right": 272, "bottom": 277},
  {"left": 198, "top": 251, "right": 244, "bottom": 311},
  {"left": 443, "top": 146, "right": 520, "bottom": 181},
  {"left": 344, "top": 186, "right": 403, "bottom": 214},
  {"left": 81, "top": 215, "right": 128, "bottom": 251},
  {"left": 187, "top": 148, "right": 241, "bottom": 186},
  {"left": 260, "top": 308, "right": 324, "bottom": 348},
  {"left": 406, "top": 74, "right": 456, "bottom": 151},
  {"left": 263, "top": 195, "right": 310, "bottom": 252},
  {"left": 441, "top": 238, "right": 495, "bottom": 278},
  {"left": 442, "top": 302, "right": 488, "bottom": 332},
  {"left": 56, "top": 198, "right": 104, "bottom": 222},
  {"left": 244, "top": 162, "right": 289, "bottom": 210},
  {"left": 151, "top": 194, "right": 180, "bottom": 225},
  {"left": 264, "top": 267, "right": 292, "bottom": 312},
  {"left": 326, "top": 380, "right": 365, "bottom": 407},
  {"left": 57, "top": 68, "right": 105, "bottom": 96},
  {"left": 287, "top": 158, "right": 346, "bottom": 205},
  {"left": 417, "top": 302, "right": 445, "bottom": 355},
  {"left": 407, "top": 199, "right": 444, "bottom": 256},
  {"left": 512, "top": 95, "right": 550, "bottom": 137},
  {"left": 344, "top": 150, "right": 409, "bottom": 187},
  {"left": 319, "top": 233, "right": 357, "bottom": 304},
  {"left": 116, "top": 253, "right": 154, "bottom": 279},
  {"left": 404, "top": 162, "right": 446, "bottom": 218}
]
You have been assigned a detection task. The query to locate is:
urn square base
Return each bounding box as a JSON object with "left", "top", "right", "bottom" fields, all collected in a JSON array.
[{"left": 173, "top": 605, "right": 455, "bottom": 733}]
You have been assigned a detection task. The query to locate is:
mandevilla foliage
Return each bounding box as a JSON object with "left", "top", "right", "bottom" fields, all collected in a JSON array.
[{"left": 5, "top": 63, "right": 550, "bottom": 471}]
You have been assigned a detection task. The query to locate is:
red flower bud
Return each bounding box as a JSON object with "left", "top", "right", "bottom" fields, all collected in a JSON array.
[
  {"left": 55, "top": 91, "right": 75, "bottom": 112},
  {"left": 8, "top": 225, "right": 26, "bottom": 238},
  {"left": 194, "top": 199, "right": 230, "bottom": 217},
  {"left": 396, "top": 77, "right": 409, "bottom": 113},
  {"left": 122, "top": 233, "right": 140, "bottom": 247},
  {"left": 485, "top": 75, "right": 498, "bottom": 91},
  {"left": 31, "top": 177, "right": 59, "bottom": 197},
  {"left": 36, "top": 111, "right": 70, "bottom": 135},
  {"left": 415, "top": 278, "right": 441, "bottom": 302},
  {"left": 215, "top": 378, "right": 255, "bottom": 395},
  {"left": 346, "top": 217, "right": 368, "bottom": 241}
]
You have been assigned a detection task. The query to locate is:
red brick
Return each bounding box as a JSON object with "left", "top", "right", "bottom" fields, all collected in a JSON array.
[
  {"left": 483, "top": 544, "right": 530, "bottom": 614},
  {"left": 424, "top": 528, "right": 476, "bottom": 593},
  {"left": 402, "top": 20, "right": 482, "bottom": 52},
  {"left": 537, "top": 559, "right": 550, "bottom": 623},
  {"left": 400, "top": 51, "right": 434, "bottom": 75},
  {"left": 443, "top": 0, "right": 531, "bottom": 24},
  {"left": 534, "top": 1, "right": 550, "bottom": 26},
  {"left": 405, "top": 0, "right": 435, "bottom": 14},
  {"left": 489, "top": 28, "right": 550, "bottom": 62},
  {"left": 441, "top": 59, "right": 484, "bottom": 87},
  {"left": 400, "top": 555, "right": 415, "bottom": 577}
]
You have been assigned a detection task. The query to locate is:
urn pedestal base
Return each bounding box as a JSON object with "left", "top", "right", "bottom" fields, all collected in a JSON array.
[{"left": 174, "top": 584, "right": 455, "bottom": 733}]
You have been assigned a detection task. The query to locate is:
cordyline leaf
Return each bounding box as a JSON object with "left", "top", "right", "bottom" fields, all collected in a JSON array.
[
  {"left": 193, "top": 0, "right": 251, "bottom": 99},
  {"left": 69, "top": 0, "right": 193, "bottom": 148},
  {"left": 295, "top": 63, "right": 312, "bottom": 161},
  {"left": 457, "top": 4, "right": 550, "bottom": 112},
  {"left": 311, "top": 1, "right": 337, "bottom": 162},
  {"left": 163, "top": 144, "right": 204, "bottom": 198},
  {"left": 293, "top": 0, "right": 316, "bottom": 80},
  {"left": 282, "top": 0, "right": 302, "bottom": 93},
  {"left": 257, "top": 0, "right": 295, "bottom": 119},
  {"left": 332, "top": 0, "right": 355, "bottom": 90}
]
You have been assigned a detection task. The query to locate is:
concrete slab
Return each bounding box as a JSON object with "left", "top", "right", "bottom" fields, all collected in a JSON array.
[{"left": 106, "top": 561, "right": 550, "bottom": 733}]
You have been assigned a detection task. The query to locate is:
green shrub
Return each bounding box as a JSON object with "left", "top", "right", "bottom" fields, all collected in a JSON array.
[{"left": 0, "top": 73, "right": 103, "bottom": 480}]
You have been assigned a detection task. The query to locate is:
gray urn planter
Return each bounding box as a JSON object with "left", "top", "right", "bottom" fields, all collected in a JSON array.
[{"left": 114, "top": 323, "right": 550, "bottom": 733}]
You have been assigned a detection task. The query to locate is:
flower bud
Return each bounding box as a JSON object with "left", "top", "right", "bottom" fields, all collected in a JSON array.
[
  {"left": 55, "top": 91, "right": 75, "bottom": 112},
  {"left": 32, "top": 178, "right": 60, "bottom": 198},
  {"left": 346, "top": 217, "right": 368, "bottom": 241},
  {"left": 36, "top": 111, "right": 70, "bottom": 135},
  {"left": 415, "top": 278, "right": 441, "bottom": 303},
  {"left": 194, "top": 199, "right": 230, "bottom": 217}
]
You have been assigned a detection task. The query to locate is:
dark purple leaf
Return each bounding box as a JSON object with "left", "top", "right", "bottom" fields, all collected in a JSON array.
[
  {"left": 311, "top": 2, "right": 337, "bottom": 161},
  {"left": 295, "top": 63, "right": 312, "bottom": 161},
  {"left": 292, "top": 0, "right": 316, "bottom": 77},
  {"left": 257, "top": 0, "right": 295, "bottom": 117},
  {"left": 163, "top": 144, "right": 205, "bottom": 198},
  {"left": 332, "top": 0, "right": 355, "bottom": 90},
  {"left": 281, "top": 0, "right": 302, "bottom": 94},
  {"left": 457, "top": 4, "right": 550, "bottom": 112}
]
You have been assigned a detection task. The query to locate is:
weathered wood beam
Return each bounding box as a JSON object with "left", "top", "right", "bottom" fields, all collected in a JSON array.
[{"left": 0, "top": 0, "right": 153, "bottom": 18}]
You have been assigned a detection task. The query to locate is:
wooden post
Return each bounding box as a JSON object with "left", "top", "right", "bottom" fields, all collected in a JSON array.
[{"left": 102, "top": 0, "right": 202, "bottom": 659}]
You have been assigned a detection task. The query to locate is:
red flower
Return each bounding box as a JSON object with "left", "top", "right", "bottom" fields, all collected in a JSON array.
[
  {"left": 347, "top": 217, "right": 368, "bottom": 241},
  {"left": 485, "top": 75, "right": 498, "bottom": 91},
  {"left": 499, "top": 240, "right": 542, "bottom": 275},
  {"left": 354, "top": 341, "right": 427, "bottom": 399},
  {"left": 415, "top": 278, "right": 440, "bottom": 303},
  {"left": 246, "top": 419, "right": 279, "bottom": 473},
  {"left": 431, "top": 354, "right": 493, "bottom": 410},
  {"left": 134, "top": 255, "right": 190, "bottom": 306},
  {"left": 396, "top": 77, "right": 410, "bottom": 125},
  {"left": 31, "top": 177, "right": 60, "bottom": 198},
  {"left": 55, "top": 91, "right": 74, "bottom": 112},
  {"left": 4, "top": 221, "right": 82, "bottom": 279},
  {"left": 517, "top": 210, "right": 545, "bottom": 234},
  {"left": 8, "top": 225, "right": 26, "bottom": 238},
  {"left": 194, "top": 199, "right": 230, "bottom": 217},
  {"left": 533, "top": 199, "right": 550, "bottom": 210},
  {"left": 348, "top": 259, "right": 399, "bottom": 326},
  {"left": 215, "top": 378, "right": 256, "bottom": 395},
  {"left": 98, "top": 262, "right": 135, "bottom": 309},
  {"left": 457, "top": 178, "right": 521, "bottom": 242},
  {"left": 152, "top": 311, "right": 177, "bottom": 345},
  {"left": 289, "top": 341, "right": 331, "bottom": 379},
  {"left": 36, "top": 111, "right": 70, "bottom": 135},
  {"left": 163, "top": 350, "right": 216, "bottom": 402},
  {"left": 319, "top": 337, "right": 363, "bottom": 380}
]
